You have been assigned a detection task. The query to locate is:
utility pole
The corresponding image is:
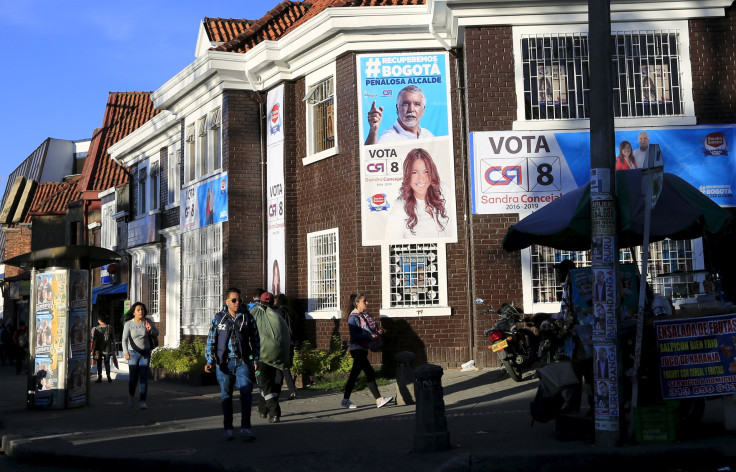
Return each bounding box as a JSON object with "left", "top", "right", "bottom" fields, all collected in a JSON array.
[{"left": 588, "top": 0, "right": 621, "bottom": 446}]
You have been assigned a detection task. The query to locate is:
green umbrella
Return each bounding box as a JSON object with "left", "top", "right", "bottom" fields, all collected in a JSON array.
[{"left": 502, "top": 169, "right": 730, "bottom": 252}]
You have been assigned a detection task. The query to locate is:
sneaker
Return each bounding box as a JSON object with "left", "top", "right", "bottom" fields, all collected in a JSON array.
[
  {"left": 240, "top": 428, "right": 256, "bottom": 442},
  {"left": 268, "top": 416, "right": 280, "bottom": 424},
  {"left": 128, "top": 396, "right": 134, "bottom": 406},
  {"left": 224, "top": 429, "right": 234, "bottom": 441},
  {"left": 139, "top": 401, "right": 147, "bottom": 410},
  {"left": 341, "top": 398, "right": 357, "bottom": 409},
  {"left": 376, "top": 396, "right": 393, "bottom": 409},
  {"left": 108, "top": 377, "right": 113, "bottom": 383},
  {"left": 259, "top": 412, "right": 268, "bottom": 419}
]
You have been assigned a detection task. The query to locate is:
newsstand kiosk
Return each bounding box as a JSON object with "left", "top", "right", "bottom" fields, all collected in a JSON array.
[{"left": 4, "top": 246, "right": 121, "bottom": 409}]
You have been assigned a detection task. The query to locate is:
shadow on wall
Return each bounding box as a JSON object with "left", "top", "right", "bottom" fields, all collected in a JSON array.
[{"left": 379, "top": 318, "right": 426, "bottom": 377}]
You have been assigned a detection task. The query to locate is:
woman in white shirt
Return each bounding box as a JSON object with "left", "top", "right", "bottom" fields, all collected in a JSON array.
[{"left": 385, "top": 148, "right": 449, "bottom": 239}]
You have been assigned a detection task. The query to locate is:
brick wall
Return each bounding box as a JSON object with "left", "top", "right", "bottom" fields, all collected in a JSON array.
[
  {"left": 222, "top": 90, "right": 266, "bottom": 293},
  {"left": 3, "top": 227, "right": 31, "bottom": 278},
  {"left": 464, "top": 26, "right": 525, "bottom": 367}
]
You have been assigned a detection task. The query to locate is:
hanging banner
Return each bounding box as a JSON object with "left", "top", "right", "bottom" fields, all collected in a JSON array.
[
  {"left": 357, "top": 52, "right": 457, "bottom": 245},
  {"left": 470, "top": 125, "right": 736, "bottom": 214},
  {"left": 267, "top": 85, "right": 286, "bottom": 295},
  {"left": 655, "top": 312, "right": 736, "bottom": 400},
  {"left": 180, "top": 172, "right": 229, "bottom": 233}
]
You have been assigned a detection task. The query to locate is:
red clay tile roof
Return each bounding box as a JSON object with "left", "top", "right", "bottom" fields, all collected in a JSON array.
[
  {"left": 26, "top": 177, "right": 83, "bottom": 220},
  {"left": 214, "top": 0, "right": 425, "bottom": 53},
  {"left": 78, "top": 92, "right": 159, "bottom": 195},
  {"left": 204, "top": 18, "right": 255, "bottom": 43}
]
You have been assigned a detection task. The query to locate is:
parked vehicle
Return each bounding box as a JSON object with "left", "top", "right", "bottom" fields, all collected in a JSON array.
[{"left": 478, "top": 299, "right": 540, "bottom": 382}]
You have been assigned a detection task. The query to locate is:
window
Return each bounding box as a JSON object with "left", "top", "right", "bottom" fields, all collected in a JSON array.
[
  {"left": 101, "top": 201, "right": 115, "bottom": 250},
  {"left": 522, "top": 238, "right": 702, "bottom": 311},
  {"left": 144, "top": 262, "right": 160, "bottom": 319},
  {"left": 185, "top": 123, "right": 196, "bottom": 183},
  {"left": 137, "top": 168, "right": 147, "bottom": 216},
  {"left": 381, "top": 243, "right": 449, "bottom": 316},
  {"left": 514, "top": 22, "right": 692, "bottom": 125},
  {"left": 306, "top": 228, "right": 340, "bottom": 319},
  {"left": 131, "top": 248, "right": 160, "bottom": 321},
  {"left": 182, "top": 223, "right": 222, "bottom": 333},
  {"left": 149, "top": 162, "right": 159, "bottom": 211},
  {"left": 168, "top": 145, "right": 180, "bottom": 206},
  {"left": 303, "top": 63, "right": 337, "bottom": 164},
  {"left": 209, "top": 107, "right": 222, "bottom": 172},
  {"left": 197, "top": 116, "right": 208, "bottom": 178}
]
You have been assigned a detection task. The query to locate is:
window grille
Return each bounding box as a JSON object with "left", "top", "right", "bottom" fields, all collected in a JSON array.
[
  {"left": 182, "top": 223, "right": 223, "bottom": 330},
  {"left": 530, "top": 245, "right": 591, "bottom": 303},
  {"left": 307, "top": 229, "right": 339, "bottom": 312},
  {"left": 145, "top": 263, "right": 159, "bottom": 319},
  {"left": 388, "top": 244, "right": 440, "bottom": 308},
  {"left": 133, "top": 249, "right": 160, "bottom": 321},
  {"left": 306, "top": 77, "right": 335, "bottom": 154},
  {"left": 520, "top": 29, "right": 683, "bottom": 120}
]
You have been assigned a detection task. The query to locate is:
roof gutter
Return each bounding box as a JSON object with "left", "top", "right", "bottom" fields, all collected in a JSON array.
[{"left": 429, "top": 22, "right": 452, "bottom": 51}]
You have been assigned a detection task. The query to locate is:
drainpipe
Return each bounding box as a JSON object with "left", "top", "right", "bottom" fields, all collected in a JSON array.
[{"left": 245, "top": 63, "right": 267, "bottom": 287}]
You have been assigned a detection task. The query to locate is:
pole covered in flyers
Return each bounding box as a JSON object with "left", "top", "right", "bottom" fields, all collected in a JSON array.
[{"left": 588, "top": 0, "right": 621, "bottom": 446}]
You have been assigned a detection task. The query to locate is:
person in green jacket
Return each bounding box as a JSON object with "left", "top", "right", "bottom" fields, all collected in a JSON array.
[{"left": 250, "top": 291, "right": 291, "bottom": 423}]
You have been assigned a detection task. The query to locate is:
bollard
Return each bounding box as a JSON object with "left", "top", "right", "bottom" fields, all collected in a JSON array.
[
  {"left": 395, "top": 351, "right": 416, "bottom": 405},
  {"left": 413, "top": 363, "right": 450, "bottom": 452}
]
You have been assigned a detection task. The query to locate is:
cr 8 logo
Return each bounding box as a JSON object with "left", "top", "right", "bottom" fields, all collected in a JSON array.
[
  {"left": 485, "top": 166, "right": 522, "bottom": 186},
  {"left": 367, "top": 163, "right": 385, "bottom": 173}
]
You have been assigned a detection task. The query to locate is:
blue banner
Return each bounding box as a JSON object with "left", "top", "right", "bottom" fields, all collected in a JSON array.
[{"left": 655, "top": 312, "right": 736, "bottom": 399}]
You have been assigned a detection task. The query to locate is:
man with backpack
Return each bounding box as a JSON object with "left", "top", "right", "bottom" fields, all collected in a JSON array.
[{"left": 92, "top": 315, "right": 115, "bottom": 383}]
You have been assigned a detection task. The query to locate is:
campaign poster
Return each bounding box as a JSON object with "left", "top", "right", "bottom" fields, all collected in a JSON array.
[
  {"left": 655, "top": 313, "right": 736, "bottom": 400},
  {"left": 69, "top": 309, "right": 87, "bottom": 353},
  {"left": 357, "top": 52, "right": 457, "bottom": 245},
  {"left": 33, "top": 357, "right": 60, "bottom": 406},
  {"left": 641, "top": 63, "right": 670, "bottom": 104},
  {"left": 180, "top": 172, "right": 229, "bottom": 233},
  {"left": 70, "top": 270, "right": 88, "bottom": 309},
  {"left": 267, "top": 85, "right": 286, "bottom": 295},
  {"left": 537, "top": 65, "right": 567, "bottom": 105},
  {"left": 36, "top": 273, "right": 53, "bottom": 311},
  {"left": 35, "top": 312, "right": 54, "bottom": 355},
  {"left": 67, "top": 357, "right": 87, "bottom": 406},
  {"left": 569, "top": 267, "right": 636, "bottom": 339},
  {"left": 469, "top": 125, "right": 736, "bottom": 214}
]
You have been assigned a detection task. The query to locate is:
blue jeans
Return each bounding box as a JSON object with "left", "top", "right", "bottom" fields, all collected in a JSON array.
[
  {"left": 128, "top": 350, "right": 151, "bottom": 401},
  {"left": 216, "top": 358, "right": 254, "bottom": 431}
]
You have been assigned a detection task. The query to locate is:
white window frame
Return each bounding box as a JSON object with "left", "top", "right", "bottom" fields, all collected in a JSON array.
[
  {"left": 380, "top": 243, "right": 450, "bottom": 317},
  {"left": 100, "top": 200, "right": 116, "bottom": 250},
  {"left": 197, "top": 116, "right": 208, "bottom": 179},
  {"left": 167, "top": 143, "right": 180, "bottom": 208},
  {"left": 208, "top": 107, "right": 222, "bottom": 172},
  {"left": 303, "top": 62, "right": 338, "bottom": 165},
  {"left": 130, "top": 245, "right": 161, "bottom": 322},
  {"left": 185, "top": 123, "right": 196, "bottom": 184},
  {"left": 306, "top": 228, "right": 341, "bottom": 320},
  {"left": 181, "top": 223, "right": 223, "bottom": 335},
  {"left": 149, "top": 161, "right": 160, "bottom": 212},
  {"left": 512, "top": 21, "right": 695, "bottom": 131}
]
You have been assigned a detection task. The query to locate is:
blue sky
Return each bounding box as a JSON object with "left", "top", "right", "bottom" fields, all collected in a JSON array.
[{"left": 0, "top": 0, "right": 279, "bottom": 195}]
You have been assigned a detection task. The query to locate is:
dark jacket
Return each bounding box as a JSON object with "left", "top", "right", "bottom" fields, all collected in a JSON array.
[{"left": 205, "top": 308, "right": 260, "bottom": 366}]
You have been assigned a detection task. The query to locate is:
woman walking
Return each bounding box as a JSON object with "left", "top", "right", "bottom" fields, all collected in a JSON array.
[
  {"left": 92, "top": 315, "right": 115, "bottom": 383},
  {"left": 122, "top": 302, "right": 158, "bottom": 409},
  {"left": 341, "top": 293, "right": 392, "bottom": 409}
]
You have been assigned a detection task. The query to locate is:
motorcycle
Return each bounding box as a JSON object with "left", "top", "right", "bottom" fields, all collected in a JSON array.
[{"left": 478, "top": 299, "right": 540, "bottom": 382}]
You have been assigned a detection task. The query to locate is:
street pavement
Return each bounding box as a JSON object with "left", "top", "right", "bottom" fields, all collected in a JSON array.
[{"left": 0, "top": 361, "right": 734, "bottom": 472}]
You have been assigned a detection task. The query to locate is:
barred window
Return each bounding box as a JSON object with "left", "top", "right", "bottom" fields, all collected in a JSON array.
[
  {"left": 131, "top": 248, "right": 160, "bottom": 321},
  {"left": 530, "top": 245, "right": 591, "bottom": 304},
  {"left": 388, "top": 244, "right": 441, "bottom": 308},
  {"left": 519, "top": 27, "right": 685, "bottom": 121},
  {"left": 182, "top": 223, "right": 223, "bottom": 331},
  {"left": 305, "top": 77, "right": 335, "bottom": 154},
  {"left": 307, "top": 228, "right": 340, "bottom": 316},
  {"left": 145, "top": 263, "right": 159, "bottom": 319}
]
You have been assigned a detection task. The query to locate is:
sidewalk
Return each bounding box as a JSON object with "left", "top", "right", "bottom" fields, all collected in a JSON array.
[{"left": 1, "top": 362, "right": 734, "bottom": 472}]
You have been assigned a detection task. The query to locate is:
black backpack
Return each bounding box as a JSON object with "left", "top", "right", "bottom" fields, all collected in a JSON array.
[{"left": 530, "top": 385, "right": 564, "bottom": 425}]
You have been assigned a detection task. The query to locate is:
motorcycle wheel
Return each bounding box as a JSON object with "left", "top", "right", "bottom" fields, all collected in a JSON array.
[{"left": 502, "top": 359, "right": 523, "bottom": 382}]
